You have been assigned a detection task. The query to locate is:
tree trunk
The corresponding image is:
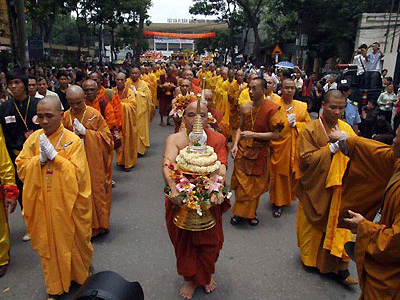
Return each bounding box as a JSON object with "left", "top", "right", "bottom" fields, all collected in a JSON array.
[{"left": 135, "top": 14, "right": 144, "bottom": 65}]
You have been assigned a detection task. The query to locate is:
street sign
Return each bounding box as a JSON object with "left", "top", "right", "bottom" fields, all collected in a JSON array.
[
  {"left": 28, "top": 36, "right": 44, "bottom": 60},
  {"left": 272, "top": 44, "right": 283, "bottom": 55}
]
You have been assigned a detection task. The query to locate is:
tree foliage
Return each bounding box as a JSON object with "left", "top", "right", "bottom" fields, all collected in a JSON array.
[{"left": 24, "top": 0, "right": 152, "bottom": 63}]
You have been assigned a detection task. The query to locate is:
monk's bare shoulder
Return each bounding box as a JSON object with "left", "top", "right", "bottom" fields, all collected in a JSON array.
[{"left": 241, "top": 101, "right": 253, "bottom": 113}]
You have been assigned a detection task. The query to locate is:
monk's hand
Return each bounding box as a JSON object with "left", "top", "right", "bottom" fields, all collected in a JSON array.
[
  {"left": 3, "top": 185, "right": 19, "bottom": 213},
  {"left": 344, "top": 210, "right": 365, "bottom": 234},
  {"left": 288, "top": 113, "right": 296, "bottom": 128},
  {"left": 231, "top": 144, "right": 238, "bottom": 159},
  {"left": 39, "top": 134, "right": 48, "bottom": 164},
  {"left": 329, "top": 125, "right": 341, "bottom": 142},
  {"left": 170, "top": 190, "right": 183, "bottom": 206},
  {"left": 240, "top": 131, "right": 253, "bottom": 140},
  {"left": 40, "top": 133, "right": 58, "bottom": 161},
  {"left": 210, "top": 191, "right": 224, "bottom": 205},
  {"left": 5, "top": 197, "right": 17, "bottom": 214},
  {"left": 73, "top": 118, "right": 86, "bottom": 136}
]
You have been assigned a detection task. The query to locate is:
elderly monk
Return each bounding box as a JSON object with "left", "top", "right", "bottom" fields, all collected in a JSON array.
[
  {"left": 113, "top": 73, "right": 138, "bottom": 170},
  {"left": 127, "top": 67, "right": 154, "bottom": 155},
  {"left": 337, "top": 129, "right": 399, "bottom": 299},
  {"left": 0, "top": 124, "right": 19, "bottom": 277},
  {"left": 163, "top": 101, "right": 230, "bottom": 299},
  {"left": 83, "top": 80, "right": 116, "bottom": 132},
  {"left": 270, "top": 79, "right": 311, "bottom": 218},
  {"left": 296, "top": 90, "right": 358, "bottom": 285},
  {"left": 63, "top": 85, "right": 113, "bottom": 237},
  {"left": 230, "top": 77, "right": 284, "bottom": 226},
  {"left": 16, "top": 96, "right": 93, "bottom": 300},
  {"left": 183, "top": 69, "right": 201, "bottom": 96}
]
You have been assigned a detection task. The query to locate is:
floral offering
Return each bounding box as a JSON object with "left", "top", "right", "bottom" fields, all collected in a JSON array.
[
  {"left": 164, "top": 162, "right": 231, "bottom": 216},
  {"left": 169, "top": 92, "right": 198, "bottom": 120}
]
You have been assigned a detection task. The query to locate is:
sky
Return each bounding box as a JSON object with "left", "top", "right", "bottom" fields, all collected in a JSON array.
[{"left": 149, "top": 0, "right": 199, "bottom": 23}]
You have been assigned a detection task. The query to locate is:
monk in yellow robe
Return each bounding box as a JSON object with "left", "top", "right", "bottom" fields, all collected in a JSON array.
[
  {"left": 114, "top": 73, "right": 138, "bottom": 170},
  {"left": 237, "top": 73, "right": 259, "bottom": 107},
  {"left": 231, "top": 78, "right": 284, "bottom": 226},
  {"left": 127, "top": 67, "right": 154, "bottom": 155},
  {"left": 296, "top": 90, "right": 358, "bottom": 285},
  {"left": 16, "top": 97, "right": 93, "bottom": 299},
  {"left": 229, "top": 70, "right": 247, "bottom": 143},
  {"left": 338, "top": 133, "right": 399, "bottom": 299},
  {"left": 147, "top": 68, "right": 158, "bottom": 107},
  {"left": 0, "top": 124, "right": 19, "bottom": 277},
  {"left": 63, "top": 85, "right": 113, "bottom": 238},
  {"left": 270, "top": 79, "right": 311, "bottom": 217},
  {"left": 214, "top": 69, "right": 230, "bottom": 136}
]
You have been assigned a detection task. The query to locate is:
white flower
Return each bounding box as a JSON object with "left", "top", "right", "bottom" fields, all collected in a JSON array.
[
  {"left": 197, "top": 207, "right": 203, "bottom": 216},
  {"left": 227, "top": 192, "right": 232, "bottom": 199}
]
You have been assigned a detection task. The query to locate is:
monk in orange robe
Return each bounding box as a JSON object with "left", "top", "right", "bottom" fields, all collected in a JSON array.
[
  {"left": 182, "top": 69, "right": 202, "bottom": 96},
  {"left": 296, "top": 90, "right": 358, "bottom": 285},
  {"left": 114, "top": 73, "right": 138, "bottom": 170},
  {"left": 127, "top": 67, "right": 154, "bottom": 155},
  {"left": 231, "top": 78, "right": 284, "bottom": 226},
  {"left": 90, "top": 72, "right": 123, "bottom": 142},
  {"left": 16, "top": 97, "right": 93, "bottom": 299},
  {"left": 163, "top": 101, "right": 230, "bottom": 300},
  {"left": 338, "top": 133, "right": 399, "bottom": 300},
  {"left": 63, "top": 85, "right": 113, "bottom": 237},
  {"left": 270, "top": 79, "right": 311, "bottom": 217},
  {"left": 0, "top": 124, "right": 19, "bottom": 278}
]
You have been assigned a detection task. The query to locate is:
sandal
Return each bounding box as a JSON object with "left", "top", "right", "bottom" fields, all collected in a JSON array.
[
  {"left": 248, "top": 216, "right": 259, "bottom": 226},
  {"left": 47, "top": 294, "right": 61, "bottom": 300},
  {"left": 272, "top": 205, "right": 283, "bottom": 218},
  {"left": 230, "top": 215, "right": 243, "bottom": 225}
]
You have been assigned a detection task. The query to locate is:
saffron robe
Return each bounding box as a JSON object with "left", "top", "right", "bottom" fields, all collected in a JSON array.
[
  {"left": 16, "top": 125, "right": 93, "bottom": 295},
  {"left": 113, "top": 88, "right": 138, "bottom": 169},
  {"left": 230, "top": 81, "right": 247, "bottom": 142},
  {"left": 214, "top": 78, "right": 230, "bottom": 135},
  {"left": 336, "top": 136, "right": 397, "bottom": 299},
  {"left": 270, "top": 99, "right": 311, "bottom": 207},
  {"left": 231, "top": 100, "right": 283, "bottom": 219},
  {"left": 296, "top": 119, "right": 355, "bottom": 274},
  {"left": 129, "top": 79, "right": 153, "bottom": 155},
  {"left": 85, "top": 95, "right": 116, "bottom": 131},
  {"left": 63, "top": 106, "right": 113, "bottom": 237},
  {"left": 165, "top": 129, "right": 230, "bottom": 286},
  {"left": 0, "top": 124, "right": 16, "bottom": 267}
]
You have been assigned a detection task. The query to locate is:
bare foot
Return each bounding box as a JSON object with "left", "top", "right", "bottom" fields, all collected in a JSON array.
[
  {"left": 204, "top": 277, "right": 216, "bottom": 293},
  {"left": 180, "top": 281, "right": 196, "bottom": 299}
]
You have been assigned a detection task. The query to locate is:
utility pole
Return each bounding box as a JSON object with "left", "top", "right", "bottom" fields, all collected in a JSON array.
[{"left": 7, "top": 0, "right": 28, "bottom": 68}]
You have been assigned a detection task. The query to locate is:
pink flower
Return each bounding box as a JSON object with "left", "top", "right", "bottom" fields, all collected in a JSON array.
[
  {"left": 176, "top": 177, "right": 195, "bottom": 193},
  {"left": 206, "top": 174, "right": 223, "bottom": 193}
]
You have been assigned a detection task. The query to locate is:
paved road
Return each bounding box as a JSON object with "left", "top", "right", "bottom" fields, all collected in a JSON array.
[{"left": 2, "top": 117, "right": 360, "bottom": 300}]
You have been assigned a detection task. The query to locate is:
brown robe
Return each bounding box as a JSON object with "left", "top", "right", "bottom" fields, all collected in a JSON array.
[
  {"left": 338, "top": 136, "right": 399, "bottom": 299},
  {"left": 165, "top": 129, "right": 230, "bottom": 286},
  {"left": 231, "top": 100, "right": 283, "bottom": 219}
]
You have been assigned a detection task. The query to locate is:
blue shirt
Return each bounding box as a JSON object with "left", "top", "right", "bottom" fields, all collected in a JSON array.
[
  {"left": 367, "top": 52, "right": 382, "bottom": 71},
  {"left": 345, "top": 99, "right": 361, "bottom": 127}
]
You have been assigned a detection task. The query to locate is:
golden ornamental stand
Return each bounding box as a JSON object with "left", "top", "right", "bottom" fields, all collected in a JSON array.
[{"left": 173, "top": 95, "right": 216, "bottom": 231}]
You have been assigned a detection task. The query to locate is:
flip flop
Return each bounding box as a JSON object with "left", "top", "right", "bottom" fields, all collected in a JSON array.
[
  {"left": 230, "top": 215, "right": 243, "bottom": 225},
  {"left": 248, "top": 216, "right": 259, "bottom": 226},
  {"left": 273, "top": 205, "right": 283, "bottom": 218}
]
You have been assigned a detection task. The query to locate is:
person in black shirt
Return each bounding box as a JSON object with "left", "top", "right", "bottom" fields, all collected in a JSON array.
[
  {"left": 0, "top": 69, "right": 40, "bottom": 239},
  {"left": 55, "top": 70, "right": 70, "bottom": 110}
]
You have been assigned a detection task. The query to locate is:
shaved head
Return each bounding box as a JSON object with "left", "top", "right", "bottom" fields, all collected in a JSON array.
[
  {"left": 38, "top": 96, "right": 63, "bottom": 112},
  {"left": 66, "top": 85, "right": 84, "bottom": 99}
]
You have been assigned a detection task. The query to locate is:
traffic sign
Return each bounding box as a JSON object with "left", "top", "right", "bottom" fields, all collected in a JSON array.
[{"left": 272, "top": 44, "right": 283, "bottom": 55}]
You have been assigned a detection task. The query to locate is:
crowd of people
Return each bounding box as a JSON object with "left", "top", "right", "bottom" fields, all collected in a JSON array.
[{"left": 0, "top": 56, "right": 399, "bottom": 300}]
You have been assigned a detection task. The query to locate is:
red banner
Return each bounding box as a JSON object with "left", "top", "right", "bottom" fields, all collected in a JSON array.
[{"left": 143, "top": 31, "right": 216, "bottom": 39}]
